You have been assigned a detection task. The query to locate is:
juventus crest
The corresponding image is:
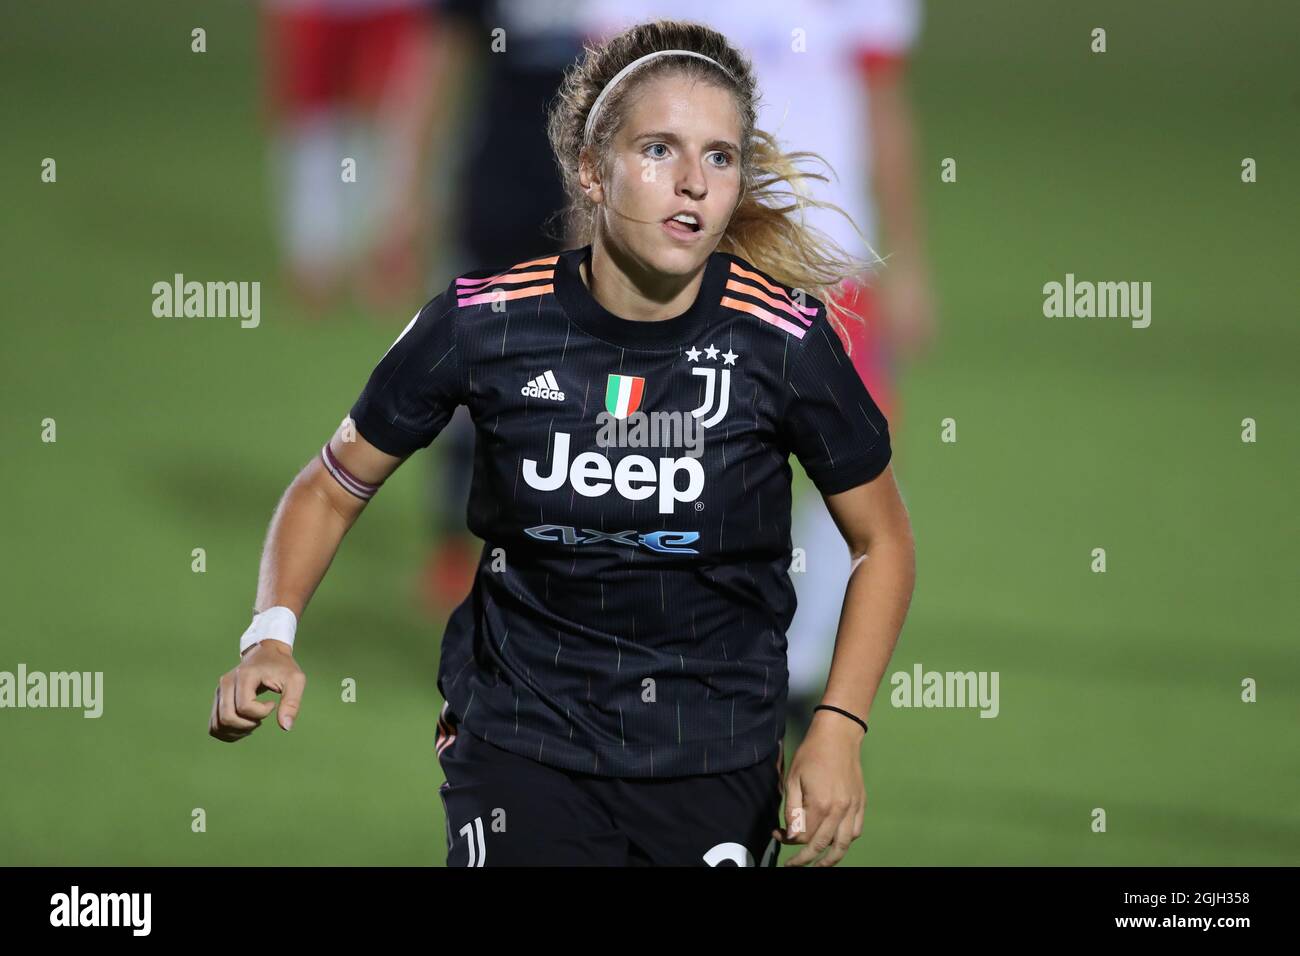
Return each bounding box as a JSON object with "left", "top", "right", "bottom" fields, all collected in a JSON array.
[{"left": 685, "top": 342, "right": 737, "bottom": 428}]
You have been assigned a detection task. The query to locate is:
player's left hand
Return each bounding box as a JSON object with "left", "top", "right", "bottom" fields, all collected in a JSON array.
[{"left": 772, "top": 710, "right": 867, "bottom": 866}]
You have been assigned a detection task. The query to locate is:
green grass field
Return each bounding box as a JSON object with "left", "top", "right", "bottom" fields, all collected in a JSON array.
[{"left": 3, "top": 0, "right": 1296, "bottom": 865}]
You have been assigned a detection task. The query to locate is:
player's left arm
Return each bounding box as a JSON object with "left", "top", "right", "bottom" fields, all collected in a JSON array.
[
  {"left": 819, "top": 464, "right": 916, "bottom": 739},
  {"left": 777, "top": 465, "right": 916, "bottom": 866}
]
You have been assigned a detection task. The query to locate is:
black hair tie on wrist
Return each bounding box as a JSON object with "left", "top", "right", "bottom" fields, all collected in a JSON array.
[{"left": 814, "top": 704, "right": 869, "bottom": 735}]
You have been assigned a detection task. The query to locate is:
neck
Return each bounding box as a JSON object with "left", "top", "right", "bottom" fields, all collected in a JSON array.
[{"left": 583, "top": 239, "right": 707, "bottom": 322}]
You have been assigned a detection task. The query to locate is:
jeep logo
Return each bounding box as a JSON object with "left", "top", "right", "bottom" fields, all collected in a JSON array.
[{"left": 521, "top": 432, "right": 704, "bottom": 515}]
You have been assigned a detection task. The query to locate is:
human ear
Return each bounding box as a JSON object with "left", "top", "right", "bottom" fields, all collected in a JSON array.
[{"left": 578, "top": 147, "right": 605, "bottom": 205}]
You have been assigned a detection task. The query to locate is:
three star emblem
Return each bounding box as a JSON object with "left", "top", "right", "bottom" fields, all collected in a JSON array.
[{"left": 685, "top": 343, "right": 738, "bottom": 365}]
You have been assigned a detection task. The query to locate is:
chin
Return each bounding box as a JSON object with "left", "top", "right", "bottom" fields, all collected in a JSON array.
[
  {"left": 641, "top": 232, "right": 713, "bottom": 277},
  {"left": 604, "top": 225, "right": 712, "bottom": 283}
]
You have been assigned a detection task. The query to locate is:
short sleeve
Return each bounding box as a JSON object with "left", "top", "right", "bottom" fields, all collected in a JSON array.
[
  {"left": 348, "top": 285, "right": 465, "bottom": 458},
  {"left": 781, "top": 317, "right": 892, "bottom": 495}
]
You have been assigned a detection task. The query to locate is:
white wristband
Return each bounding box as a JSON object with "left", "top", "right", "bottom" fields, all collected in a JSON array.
[{"left": 239, "top": 606, "right": 298, "bottom": 656}]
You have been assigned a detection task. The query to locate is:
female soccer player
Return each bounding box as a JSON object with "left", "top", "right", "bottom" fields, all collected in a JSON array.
[{"left": 209, "top": 18, "right": 916, "bottom": 868}]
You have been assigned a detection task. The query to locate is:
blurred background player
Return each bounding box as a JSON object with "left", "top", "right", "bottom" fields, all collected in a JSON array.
[
  {"left": 590, "top": 0, "right": 937, "bottom": 739},
  {"left": 260, "top": 0, "right": 440, "bottom": 318},
  {"left": 416, "top": 0, "right": 596, "bottom": 610}
]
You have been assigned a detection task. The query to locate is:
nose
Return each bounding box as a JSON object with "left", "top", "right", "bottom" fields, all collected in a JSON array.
[{"left": 676, "top": 154, "right": 708, "bottom": 201}]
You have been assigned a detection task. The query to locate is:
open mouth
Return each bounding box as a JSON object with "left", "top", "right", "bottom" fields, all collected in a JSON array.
[{"left": 664, "top": 213, "right": 702, "bottom": 237}]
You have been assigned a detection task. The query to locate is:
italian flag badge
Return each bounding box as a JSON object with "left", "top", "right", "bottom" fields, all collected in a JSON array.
[{"left": 604, "top": 373, "right": 645, "bottom": 419}]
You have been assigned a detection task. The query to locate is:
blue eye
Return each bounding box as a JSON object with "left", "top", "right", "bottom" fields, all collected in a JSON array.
[{"left": 642, "top": 143, "right": 732, "bottom": 167}]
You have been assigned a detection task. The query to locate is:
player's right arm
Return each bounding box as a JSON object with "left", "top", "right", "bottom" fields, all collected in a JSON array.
[
  {"left": 208, "top": 425, "right": 407, "bottom": 742},
  {"left": 209, "top": 284, "right": 465, "bottom": 743}
]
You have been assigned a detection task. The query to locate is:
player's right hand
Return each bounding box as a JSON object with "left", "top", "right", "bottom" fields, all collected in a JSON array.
[{"left": 208, "top": 639, "right": 306, "bottom": 742}]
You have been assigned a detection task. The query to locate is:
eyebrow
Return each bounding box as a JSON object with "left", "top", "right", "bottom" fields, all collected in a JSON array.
[{"left": 633, "top": 130, "right": 740, "bottom": 153}]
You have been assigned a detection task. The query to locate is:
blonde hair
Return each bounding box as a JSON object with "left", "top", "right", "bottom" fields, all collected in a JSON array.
[{"left": 546, "top": 18, "right": 880, "bottom": 345}]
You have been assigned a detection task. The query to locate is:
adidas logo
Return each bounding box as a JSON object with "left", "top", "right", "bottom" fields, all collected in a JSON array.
[{"left": 521, "top": 370, "right": 565, "bottom": 402}]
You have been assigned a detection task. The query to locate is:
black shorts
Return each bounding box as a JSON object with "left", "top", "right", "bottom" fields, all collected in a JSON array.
[{"left": 435, "top": 701, "right": 786, "bottom": 866}]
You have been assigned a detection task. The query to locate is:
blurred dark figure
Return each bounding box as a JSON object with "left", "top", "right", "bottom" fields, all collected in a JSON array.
[{"left": 419, "top": 0, "right": 593, "bottom": 612}]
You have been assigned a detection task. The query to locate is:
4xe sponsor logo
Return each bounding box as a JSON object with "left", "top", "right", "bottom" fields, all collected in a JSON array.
[
  {"left": 525, "top": 524, "right": 699, "bottom": 554},
  {"left": 523, "top": 432, "right": 703, "bottom": 515}
]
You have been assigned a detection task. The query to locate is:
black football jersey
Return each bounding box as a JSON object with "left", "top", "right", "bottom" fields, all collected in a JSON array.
[{"left": 348, "top": 244, "right": 891, "bottom": 777}]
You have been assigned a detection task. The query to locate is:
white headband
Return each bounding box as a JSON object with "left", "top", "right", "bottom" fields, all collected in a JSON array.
[{"left": 582, "top": 49, "right": 736, "bottom": 145}]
